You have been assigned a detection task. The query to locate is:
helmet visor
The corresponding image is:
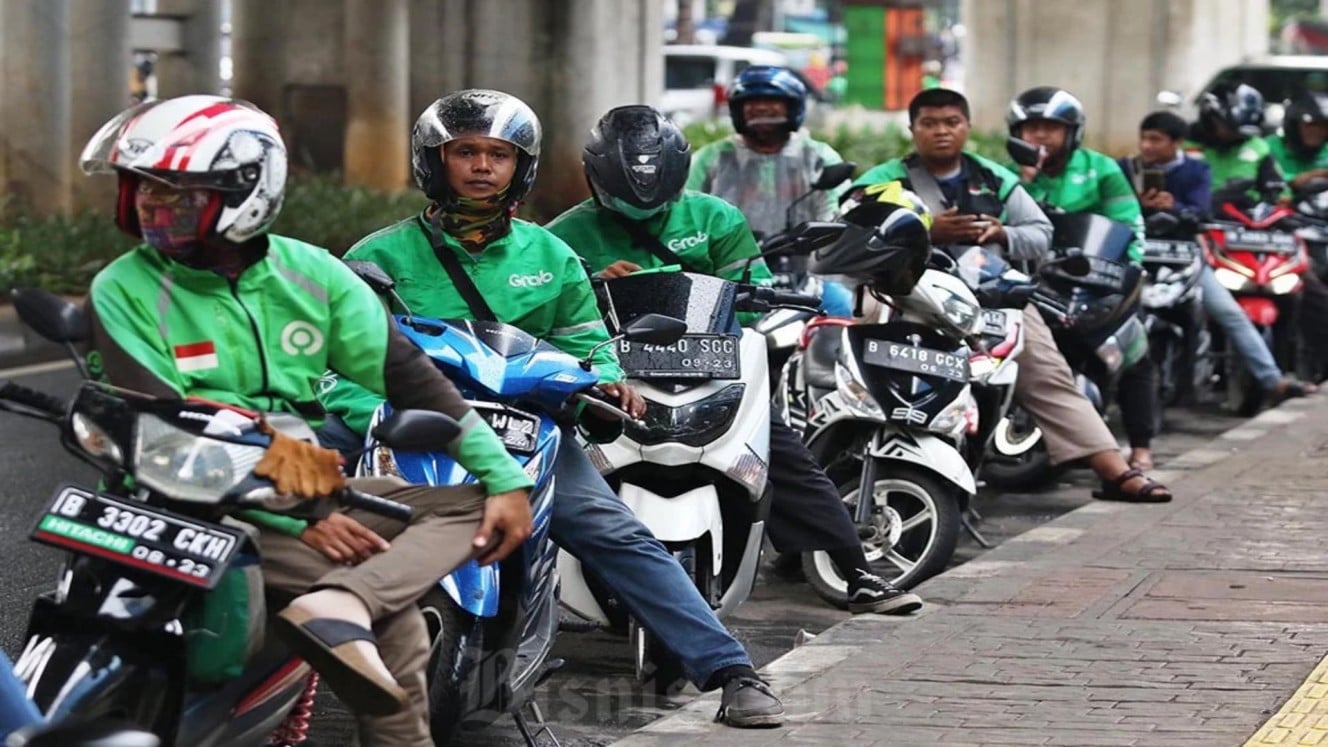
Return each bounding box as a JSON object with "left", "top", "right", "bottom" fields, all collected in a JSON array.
[
  {"left": 604, "top": 194, "right": 671, "bottom": 221},
  {"left": 416, "top": 90, "right": 541, "bottom": 157},
  {"left": 79, "top": 100, "right": 162, "bottom": 175}
]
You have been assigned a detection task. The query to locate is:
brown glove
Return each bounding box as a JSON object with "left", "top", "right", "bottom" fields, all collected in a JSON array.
[{"left": 253, "top": 418, "right": 346, "bottom": 499}]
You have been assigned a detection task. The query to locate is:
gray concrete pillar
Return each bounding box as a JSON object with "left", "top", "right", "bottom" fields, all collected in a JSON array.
[
  {"left": 155, "top": 0, "right": 223, "bottom": 97},
  {"left": 230, "top": 0, "right": 288, "bottom": 115},
  {"left": 0, "top": 0, "right": 71, "bottom": 215},
  {"left": 344, "top": 0, "right": 409, "bottom": 189},
  {"left": 409, "top": 0, "right": 469, "bottom": 125},
  {"left": 68, "top": 0, "right": 131, "bottom": 212}
]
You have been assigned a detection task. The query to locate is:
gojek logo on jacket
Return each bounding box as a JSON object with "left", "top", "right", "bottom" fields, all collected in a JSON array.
[{"left": 510, "top": 270, "right": 555, "bottom": 288}]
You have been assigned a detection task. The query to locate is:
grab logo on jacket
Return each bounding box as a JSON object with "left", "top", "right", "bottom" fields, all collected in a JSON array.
[
  {"left": 510, "top": 270, "right": 555, "bottom": 288},
  {"left": 667, "top": 232, "right": 709, "bottom": 251}
]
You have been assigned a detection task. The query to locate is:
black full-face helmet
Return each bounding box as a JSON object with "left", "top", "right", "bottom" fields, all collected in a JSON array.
[
  {"left": 1006, "top": 86, "right": 1087, "bottom": 153},
  {"left": 1284, "top": 91, "right": 1328, "bottom": 158},
  {"left": 583, "top": 105, "right": 691, "bottom": 220},
  {"left": 411, "top": 89, "right": 542, "bottom": 207},
  {"left": 1199, "top": 82, "right": 1265, "bottom": 139},
  {"left": 811, "top": 181, "right": 933, "bottom": 296}
]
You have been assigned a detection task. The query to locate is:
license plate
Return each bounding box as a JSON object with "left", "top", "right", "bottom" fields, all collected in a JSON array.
[
  {"left": 861, "top": 339, "right": 969, "bottom": 381},
  {"left": 617, "top": 334, "right": 741, "bottom": 379},
  {"left": 980, "top": 309, "right": 1008, "bottom": 337},
  {"left": 473, "top": 404, "right": 539, "bottom": 455},
  {"left": 1226, "top": 229, "right": 1299, "bottom": 253},
  {"left": 32, "top": 485, "right": 243, "bottom": 589},
  {"left": 1143, "top": 239, "right": 1197, "bottom": 264}
]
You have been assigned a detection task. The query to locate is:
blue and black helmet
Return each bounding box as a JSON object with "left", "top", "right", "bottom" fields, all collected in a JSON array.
[
  {"left": 1006, "top": 86, "right": 1087, "bottom": 153},
  {"left": 1200, "top": 82, "right": 1265, "bottom": 139},
  {"left": 727, "top": 65, "right": 807, "bottom": 135}
]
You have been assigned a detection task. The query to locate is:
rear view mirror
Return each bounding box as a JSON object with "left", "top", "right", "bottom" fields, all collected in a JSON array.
[
  {"left": 371, "top": 410, "right": 462, "bottom": 452},
  {"left": 621, "top": 313, "right": 687, "bottom": 345},
  {"left": 927, "top": 248, "right": 957, "bottom": 272},
  {"left": 345, "top": 260, "right": 397, "bottom": 294},
  {"left": 12, "top": 288, "right": 88, "bottom": 344},
  {"left": 812, "top": 162, "right": 856, "bottom": 191},
  {"left": 1006, "top": 137, "right": 1042, "bottom": 168}
]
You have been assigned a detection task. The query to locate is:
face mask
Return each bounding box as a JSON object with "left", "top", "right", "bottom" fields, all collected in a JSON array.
[
  {"left": 135, "top": 183, "right": 214, "bottom": 257},
  {"left": 606, "top": 195, "right": 671, "bottom": 221}
]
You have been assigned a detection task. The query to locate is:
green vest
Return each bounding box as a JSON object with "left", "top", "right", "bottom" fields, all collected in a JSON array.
[{"left": 1016, "top": 148, "right": 1146, "bottom": 262}]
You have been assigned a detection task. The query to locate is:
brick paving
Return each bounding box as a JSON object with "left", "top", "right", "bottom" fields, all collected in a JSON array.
[{"left": 616, "top": 395, "right": 1328, "bottom": 746}]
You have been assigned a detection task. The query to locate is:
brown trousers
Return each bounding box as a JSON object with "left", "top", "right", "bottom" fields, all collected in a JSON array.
[
  {"left": 1012, "top": 305, "right": 1120, "bottom": 465},
  {"left": 259, "top": 476, "right": 486, "bottom": 747}
]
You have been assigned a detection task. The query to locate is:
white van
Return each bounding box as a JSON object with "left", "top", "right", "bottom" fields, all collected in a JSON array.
[{"left": 661, "top": 45, "right": 789, "bottom": 128}]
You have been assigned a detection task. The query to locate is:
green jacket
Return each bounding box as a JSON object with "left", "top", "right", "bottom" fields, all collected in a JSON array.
[
  {"left": 1265, "top": 134, "right": 1328, "bottom": 181},
  {"left": 1186, "top": 136, "right": 1285, "bottom": 193},
  {"left": 1016, "top": 148, "right": 1146, "bottom": 262},
  {"left": 320, "top": 215, "right": 623, "bottom": 435},
  {"left": 89, "top": 235, "right": 533, "bottom": 509}
]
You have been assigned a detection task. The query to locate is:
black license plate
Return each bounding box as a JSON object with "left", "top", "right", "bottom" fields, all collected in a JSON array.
[
  {"left": 32, "top": 485, "right": 243, "bottom": 589},
  {"left": 980, "top": 309, "right": 1009, "bottom": 337},
  {"left": 862, "top": 339, "right": 969, "bottom": 381},
  {"left": 474, "top": 404, "right": 539, "bottom": 455},
  {"left": 1226, "top": 229, "right": 1299, "bottom": 253},
  {"left": 1143, "top": 239, "right": 1198, "bottom": 264},
  {"left": 617, "top": 334, "right": 741, "bottom": 379}
]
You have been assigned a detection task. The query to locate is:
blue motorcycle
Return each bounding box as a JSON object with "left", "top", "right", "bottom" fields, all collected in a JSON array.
[{"left": 346, "top": 262, "right": 684, "bottom": 745}]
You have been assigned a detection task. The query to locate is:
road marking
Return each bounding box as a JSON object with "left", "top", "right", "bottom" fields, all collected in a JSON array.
[
  {"left": 0, "top": 360, "right": 74, "bottom": 378},
  {"left": 1245, "top": 651, "right": 1328, "bottom": 745}
]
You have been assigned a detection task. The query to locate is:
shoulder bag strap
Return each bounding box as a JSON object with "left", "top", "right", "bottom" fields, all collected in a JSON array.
[{"left": 419, "top": 215, "right": 498, "bottom": 322}]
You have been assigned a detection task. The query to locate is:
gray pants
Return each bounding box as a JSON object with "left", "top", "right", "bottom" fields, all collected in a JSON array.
[{"left": 259, "top": 476, "right": 486, "bottom": 747}]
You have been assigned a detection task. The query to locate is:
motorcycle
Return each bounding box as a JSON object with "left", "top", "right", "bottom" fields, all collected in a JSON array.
[
  {"left": 567, "top": 223, "right": 836, "bottom": 689},
  {"left": 3, "top": 288, "right": 453, "bottom": 747},
  {"left": 1203, "top": 178, "right": 1313, "bottom": 415},
  {"left": 1140, "top": 212, "right": 1212, "bottom": 408},
  {"left": 982, "top": 213, "right": 1148, "bottom": 490},
  {"left": 345, "top": 262, "right": 685, "bottom": 743}
]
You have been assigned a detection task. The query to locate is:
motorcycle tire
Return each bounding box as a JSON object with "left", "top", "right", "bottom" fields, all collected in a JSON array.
[
  {"left": 420, "top": 589, "right": 477, "bottom": 746},
  {"left": 981, "top": 409, "right": 1058, "bottom": 490},
  {"left": 800, "top": 466, "right": 961, "bottom": 600}
]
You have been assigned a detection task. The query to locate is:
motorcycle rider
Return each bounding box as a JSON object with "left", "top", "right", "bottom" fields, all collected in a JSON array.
[
  {"left": 1007, "top": 85, "right": 1169, "bottom": 482},
  {"left": 687, "top": 65, "right": 852, "bottom": 315},
  {"left": 546, "top": 104, "right": 927, "bottom": 613},
  {"left": 1120, "top": 110, "right": 1317, "bottom": 403},
  {"left": 318, "top": 89, "right": 786, "bottom": 728},
  {"left": 1267, "top": 91, "right": 1328, "bottom": 189},
  {"left": 79, "top": 95, "right": 534, "bottom": 746},
  {"left": 1186, "top": 83, "right": 1286, "bottom": 206}
]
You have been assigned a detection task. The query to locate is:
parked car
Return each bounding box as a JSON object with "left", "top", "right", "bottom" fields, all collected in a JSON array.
[
  {"left": 1159, "top": 56, "right": 1328, "bottom": 132},
  {"left": 662, "top": 44, "right": 789, "bottom": 127}
]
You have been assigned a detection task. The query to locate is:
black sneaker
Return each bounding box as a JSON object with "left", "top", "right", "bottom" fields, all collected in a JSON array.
[
  {"left": 714, "top": 676, "right": 785, "bottom": 728},
  {"left": 847, "top": 570, "right": 923, "bottom": 615}
]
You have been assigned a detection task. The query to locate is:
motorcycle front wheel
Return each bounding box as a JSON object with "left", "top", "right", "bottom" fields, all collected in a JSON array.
[
  {"left": 981, "top": 408, "right": 1057, "bottom": 490},
  {"left": 420, "top": 589, "right": 477, "bottom": 745},
  {"left": 801, "top": 466, "right": 960, "bottom": 600}
]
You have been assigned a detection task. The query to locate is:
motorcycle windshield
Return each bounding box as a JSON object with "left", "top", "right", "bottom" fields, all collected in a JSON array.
[
  {"left": 1050, "top": 213, "right": 1136, "bottom": 263},
  {"left": 599, "top": 272, "right": 739, "bottom": 335}
]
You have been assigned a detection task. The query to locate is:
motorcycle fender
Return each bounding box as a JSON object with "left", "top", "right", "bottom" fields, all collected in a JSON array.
[
  {"left": 555, "top": 551, "right": 611, "bottom": 626},
  {"left": 1237, "top": 296, "right": 1279, "bottom": 326},
  {"left": 869, "top": 429, "right": 976, "bottom": 495},
  {"left": 620, "top": 483, "right": 724, "bottom": 554}
]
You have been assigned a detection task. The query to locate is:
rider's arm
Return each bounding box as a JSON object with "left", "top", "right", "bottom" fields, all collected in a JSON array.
[
  {"left": 999, "top": 184, "right": 1053, "bottom": 262},
  {"left": 1171, "top": 159, "right": 1212, "bottom": 218},
  {"left": 1098, "top": 160, "right": 1147, "bottom": 263},
  {"left": 86, "top": 277, "right": 186, "bottom": 398},
  {"left": 324, "top": 260, "right": 533, "bottom": 495},
  {"left": 1259, "top": 154, "right": 1291, "bottom": 200},
  {"left": 548, "top": 251, "right": 625, "bottom": 383}
]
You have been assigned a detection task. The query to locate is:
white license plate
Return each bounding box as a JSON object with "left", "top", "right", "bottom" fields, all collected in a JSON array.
[
  {"left": 861, "top": 340, "right": 968, "bottom": 381},
  {"left": 618, "top": 334, "right": 741, "bottom": 379}
]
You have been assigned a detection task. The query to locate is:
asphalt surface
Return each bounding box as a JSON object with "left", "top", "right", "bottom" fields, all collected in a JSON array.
[{"left": 0, "top": 363, "right": 1244, "bottom": 746}]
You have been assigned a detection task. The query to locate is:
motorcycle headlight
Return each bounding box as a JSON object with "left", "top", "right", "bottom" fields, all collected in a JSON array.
[
  {"left": 134, "top": 414, "right": 267, "bottom": 503},
  {"left": 1270, "top": 273, "right": 1302, "bottom": 295},
  {"left": 834, "top": 361, "right": 884, "bottom": 419},
  {"left": 1214, "top": 266, "right": 1250, "bottom": 292},
  {"left": 623, "top": 384, "right": 746, "bottom": 447}
]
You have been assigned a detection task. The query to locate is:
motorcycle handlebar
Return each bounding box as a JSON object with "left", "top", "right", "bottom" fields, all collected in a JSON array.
[
  {"left": 339, "top": 487, "right": 414, "bottom": 523},
  {"left": 0, "top": 381, "right": 67, "bottom": 419}
]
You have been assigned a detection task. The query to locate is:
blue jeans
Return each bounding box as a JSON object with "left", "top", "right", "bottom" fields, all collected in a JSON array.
[
  {"left": 0, "top": 655, "right": 41, "bottom": 740},
  {"left": 1199, "top": 265, "right": 1283, "bottom": 390},
  {"left": 550, "top": 436, "right": 752, "bottom": 688}
]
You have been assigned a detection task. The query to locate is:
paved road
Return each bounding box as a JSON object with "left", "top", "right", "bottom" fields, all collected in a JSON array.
[{"left": 0, "top": 364, "right": 1246, "bottom": 745}]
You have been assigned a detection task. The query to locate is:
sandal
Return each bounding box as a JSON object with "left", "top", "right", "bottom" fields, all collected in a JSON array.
[
  {"left": 275, "top": 607, "right": 409, "bottom": 716},
  {"left": 1092, "top": 468, "right": 1172, "bottom": 504},
  {"left": 1270, "top": 378, "right": 1319, "bottom": 405}
]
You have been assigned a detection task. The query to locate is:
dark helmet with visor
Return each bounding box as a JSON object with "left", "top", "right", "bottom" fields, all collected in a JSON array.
[
  {"left": 811, "top": 181, "right": 932, "bottom": 296},
  {"left": 1006, "top": 86, "right": 1087, "bottom": 153},
  {"left": 727, "top": 65, "right": 808, "bottom": 135},
  {"left": 411, "top": 89, "right": 542, "bottom": 206},
  {"left": 583, "top": 105, "right": 691, "bottom": 220},
  {"left": 1284, "top": 91, "right": 1328, "bottom": 158},
  {"left": 1199, "top": 82, "right": 1265, "bottom": 139}
]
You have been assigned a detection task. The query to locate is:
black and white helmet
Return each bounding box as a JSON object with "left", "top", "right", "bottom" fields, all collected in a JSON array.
[
  {"left": 411, "top": 89, "right": 542, "bottom": 206},
  {"left": 583, "top": 105, "right": 691, "bottom": 220}
]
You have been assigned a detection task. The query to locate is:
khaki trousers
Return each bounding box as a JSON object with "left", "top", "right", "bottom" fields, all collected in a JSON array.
[
  {"left": 1012, "top": 305, "right": 1120, "bottom": 465},
  {"left": 259, "top": 476, "right": 487, "bottom": 747}
]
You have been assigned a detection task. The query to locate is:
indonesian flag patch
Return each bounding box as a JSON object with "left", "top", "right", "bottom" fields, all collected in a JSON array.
[{"left": 174, "top": 341, "right": 219, "bottom": 373}]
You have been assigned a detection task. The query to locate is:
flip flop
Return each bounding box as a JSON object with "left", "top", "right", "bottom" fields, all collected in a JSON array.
[
  {"left": 1092, "top": 468, "right": 1172, "bottom": 504},
  {"left": 274, "top": 607, "right": 409, "bottom": 717}
]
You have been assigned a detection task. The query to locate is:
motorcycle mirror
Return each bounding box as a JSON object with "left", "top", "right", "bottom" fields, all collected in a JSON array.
[
  {"left": 345, "top": 260, "right": 397, "bottom": 294},
  {"left": 11, "top": 287, "right": 89, "bottom": 344},
  {"left": 1006, "top": 137, "right": 1043, "bottom": 168},
  {"left": 812, "top": 162, "right": 856, "bottom": 190},
  {"left": 927, "top": 248, "right": 957, "bottom": 272},
  {"left": 620, "top": 313, "right": 688, "bottom": 346},
  {"left": 370, "top": 410, "right": 463, "bottom": 452}
]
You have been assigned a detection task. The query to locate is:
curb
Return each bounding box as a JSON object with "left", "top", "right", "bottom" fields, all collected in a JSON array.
[{"left": 612, "top": 394, "right": 1322, "bottom": 744}]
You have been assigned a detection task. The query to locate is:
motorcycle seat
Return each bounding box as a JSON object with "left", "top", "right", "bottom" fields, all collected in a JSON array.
[{"left": 803, "top": 329, "right": 842, "bottom": 389}]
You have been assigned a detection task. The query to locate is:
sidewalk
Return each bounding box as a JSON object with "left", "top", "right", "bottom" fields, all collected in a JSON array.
[{"left": 617, "top": 395, "right": 1328, "bottom": 746}]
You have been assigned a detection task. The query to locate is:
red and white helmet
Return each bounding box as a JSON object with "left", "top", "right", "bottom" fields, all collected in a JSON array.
[{"left": 80, "top": 95, "right": 287, "bottom": 244}]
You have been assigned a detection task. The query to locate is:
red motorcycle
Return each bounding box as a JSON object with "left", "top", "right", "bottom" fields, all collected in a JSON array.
[{"left": 1201, "top": 179, "right": 1312, "bottom": 414}]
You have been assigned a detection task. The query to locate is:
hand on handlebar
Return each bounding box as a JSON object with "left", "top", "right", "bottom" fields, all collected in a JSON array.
[
  {"left": 597, "top": 382, "right": 646, "bottom": 419},
  {"left": 253, "top": 418, "right": 347, "bottom": 499},
  {"left": 599, "top": 260, "right": 643, "bottom": 279}
]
